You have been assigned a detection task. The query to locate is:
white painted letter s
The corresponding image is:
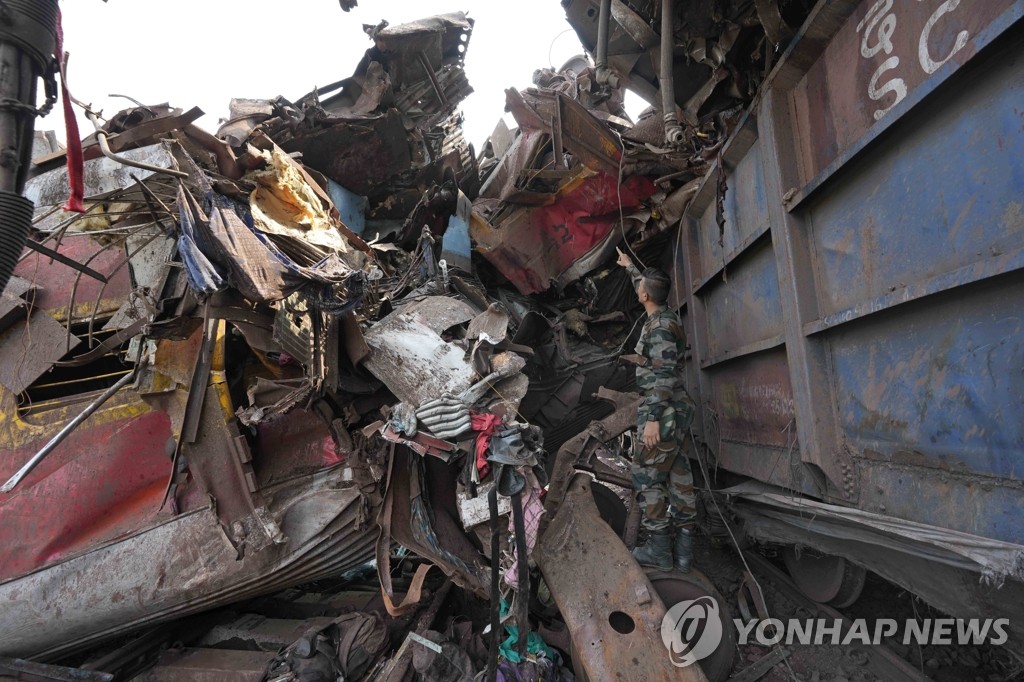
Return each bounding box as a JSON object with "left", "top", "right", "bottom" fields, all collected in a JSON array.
[{"left": 868, "top": 56, "right": 907, "bottom": 120}]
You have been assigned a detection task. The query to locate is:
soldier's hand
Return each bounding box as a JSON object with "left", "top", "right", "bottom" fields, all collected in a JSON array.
[
  {"left": 643, "top": 420, "right": 660, "bottom": 449},
  {"left": 615, "top": 247, "right": 632, "bottom": 269}
]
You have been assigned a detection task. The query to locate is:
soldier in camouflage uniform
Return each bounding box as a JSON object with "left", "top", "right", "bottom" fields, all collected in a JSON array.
[{"left": 616, "top": 248, "right": 696, "bottom": 573}]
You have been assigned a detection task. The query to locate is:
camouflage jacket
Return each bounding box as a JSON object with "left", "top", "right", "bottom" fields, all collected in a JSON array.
[{"left": 628, "top": 264, "right": 688, "bottom": 423}]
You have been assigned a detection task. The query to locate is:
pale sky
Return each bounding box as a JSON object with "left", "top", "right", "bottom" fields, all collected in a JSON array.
[{"left": 46, "top": 0, "right": 629, "bottom": 152}]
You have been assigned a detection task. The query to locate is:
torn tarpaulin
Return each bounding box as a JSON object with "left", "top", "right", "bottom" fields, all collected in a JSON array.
[{"left": 177, "top": 185, "right": 226, "bottom": 296}]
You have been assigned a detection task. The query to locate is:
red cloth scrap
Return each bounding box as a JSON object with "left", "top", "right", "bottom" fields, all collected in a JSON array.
[
  {"left": 55, "top": 9, "right": 84, "bottom": 213},
  {"left": 470, "top": 412, "right": 502, "bottom": 479}
]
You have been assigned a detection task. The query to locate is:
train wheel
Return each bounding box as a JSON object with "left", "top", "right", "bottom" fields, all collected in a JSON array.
[
  {"left": 590, "top": 481, "right": 627, "bottom": 537},
  {"left": 782, "top": 548, "right": 866, "bottom": 608},
  {"left": 647, "top": 569, "right": 738, "bottom": 682}
]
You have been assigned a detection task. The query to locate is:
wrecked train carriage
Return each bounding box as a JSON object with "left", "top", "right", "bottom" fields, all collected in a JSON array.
[
  {"left": 556, "top": 0, "right": 1024, "bottom": 645},
  {"left": 224, "top": 12, "right": 480, "bottom": 243},
  {"left": 0, "top": 140, "right": 384, "bottom": 659},
  {"left": 0, "top": 12, "right": 494, "bottom": 660}
]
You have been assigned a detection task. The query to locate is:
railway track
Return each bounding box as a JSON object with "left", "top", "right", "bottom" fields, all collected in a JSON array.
[{"left": 4, "top": 538, "right": 1006, "bottom": 682}]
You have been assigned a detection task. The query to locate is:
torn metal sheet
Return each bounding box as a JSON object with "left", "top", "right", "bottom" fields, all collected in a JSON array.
[
  {"left": 476, "top": 126, "right": 550, "bottom": 203},
  {"left": 0, "top": 658, "right": 113, "bottom": 682},
  {"left": 440, "top": 190, "right": 472, "bottom": 272},
  {"left": 488, "top": 373, "right": 530, "bottom": 414},
  {"left": 0, "top": 464, "right": 377, "bottom": 659},
  {"left": 466, "top": 302, "right": 508, "bottom": 346},
  {"left": 368, "top": 12, "right": 473, "bottom": 67},
  {"left": 363, "top": 313, "right": 476, "bottom": 406},
  {"left": 536, "top": 474, "right": 706, "bottom": 682},
  {"left": 24, "top": 143, "right": 179, "bottom": 207},
  {"left": 236, "top": 378, "right": 314, "bottom": 427},
  {"left": 376, "top": 447, "right": 489, "bottom": 600},
  {"left": 204, "top": 206, "right": 295, "bottom": 303},
  {"left": 504, "top": 89, "right": 624, "bottom": 176},
  {"left": 734, "top": 490, "right": 1024, "bottom": 583},
  {"left": 457, "top": 480, "right": 511, "bottom": 529},
  {"left": 0, "top": 310, "right": 80, "bottom": 395},
  {"left": 136, "top": 649, "right": 275, "bottom": 682},
  {"left": 279, "top": 110, "right": 412, "bottom": 198},
  {"left": 0, "top": 276, "right": 36, "bottom": 333},
  {"left": 104, "top": 234, "right": 178, "bottom": 331},
  {"left": 217, "top": 98, "right": 276, "bottom": 146},
  {"left": 363, "top": 296, "right": 479, "bottom": 405},
  {"left": 472, "top": 171, "right": 656, "bottom": 295},
  {"left": 543, "top": 387, "right": 640, "bottom": 525},
  {"left": 326, "top": 179, "right": 367, "bottom": 235}
]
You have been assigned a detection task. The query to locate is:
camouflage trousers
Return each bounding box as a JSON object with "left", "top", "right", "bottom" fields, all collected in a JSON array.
[{"left": 632, "top": 402, "right": 697, "bottom": 533}]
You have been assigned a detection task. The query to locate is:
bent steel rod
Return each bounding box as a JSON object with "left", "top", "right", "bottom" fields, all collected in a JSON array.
[{"left": 1, "top": 371, "right": 134, "bottom": 493}]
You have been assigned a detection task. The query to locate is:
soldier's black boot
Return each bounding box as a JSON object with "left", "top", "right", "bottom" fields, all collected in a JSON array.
[
  {"left": 674, "top": 526, "right": 693, "bottom": 573},
  {"left": 632, "top": 528, "right": 673, "bottom": 570}
]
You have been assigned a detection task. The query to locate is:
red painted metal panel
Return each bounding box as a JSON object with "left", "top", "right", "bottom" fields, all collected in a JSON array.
[
  {"left": 13, "top": 237, "right": 132, "bottom": 319},
  {"left": 473, "top": 172, "right": 655, "bottom": 295},
  {"left": 0, "top": 408, "right": 172, "bottom": 582},
  {"left": 254, "top": 409, "right": 343, "bottom": 487}
]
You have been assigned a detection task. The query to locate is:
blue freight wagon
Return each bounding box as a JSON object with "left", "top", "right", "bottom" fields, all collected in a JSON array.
[{"left": 668, "top": 0, "right": 1024, "bottom": 635}]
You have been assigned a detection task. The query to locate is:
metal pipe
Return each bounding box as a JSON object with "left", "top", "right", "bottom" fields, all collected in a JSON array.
[
  {"left": 594, "top": 0, "right": 620, "bottom": 88},
  {"left": 596, "top": 0, "right": 611, "bottom": 72},
  {"left": 1, "top": 370, "right": 135, "bottom": 493},
  {"left": 86, "top": 110, "right": 188, "bottom": 179},
  {"left": 660, "top": 0, "right": 686, "bottom": 146}
]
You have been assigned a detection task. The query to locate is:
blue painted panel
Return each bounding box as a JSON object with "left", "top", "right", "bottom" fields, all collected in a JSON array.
[
  {"left": 704, "top": 240, "right": 784, "bottom": 357},
  {"left": 729, "top": 141, "right": 769, "bottom": 245},
  {"left": 829, "top": 275, "right": 1024, "bottom": 481},
  {"left": 327, "top": 179, "right": 367, "bottom": 234},
  {"left": 860, "top": 462, "right": 1024, "bottom": 544},
  {"left": 805, "top": 39, "right": 1024, "bottom": 317},
  {"left": 441, "top": 192, "right": 472, "bottom": 272},
  {"left": 697, "top": 141, "right": 769, "bottom": 282}
]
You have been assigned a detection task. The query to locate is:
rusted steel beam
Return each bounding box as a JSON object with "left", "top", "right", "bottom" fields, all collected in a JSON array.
[
  {"left": 536, "top": 474, "right": 707, "bottom": 682},
  {"left": 758, "top": 85, "right": 850, "bottom": 501}
]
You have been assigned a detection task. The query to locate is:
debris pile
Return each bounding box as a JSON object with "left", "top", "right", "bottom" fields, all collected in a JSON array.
[{"left": 0, "top": 2, "right": 821, "bottom": 679}]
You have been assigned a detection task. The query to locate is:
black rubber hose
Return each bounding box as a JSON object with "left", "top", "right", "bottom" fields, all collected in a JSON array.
[
  {"left": 0, "top": 0, "right": 59, "bottom": 70},
  {"left": 487, "top": 487, "right": 500, "bottom": 681},
  {"left": 511, "top": 491, "right": 530, "bottom": 658},
  {"left": 595, "top": 0, "right": 610, "bottom": 73},
  {"left": 0, "top": 190, "right": 33, "bottom": 294},
  {"left": 0, "top": 0, "right": 59, "bottom": 293}
]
